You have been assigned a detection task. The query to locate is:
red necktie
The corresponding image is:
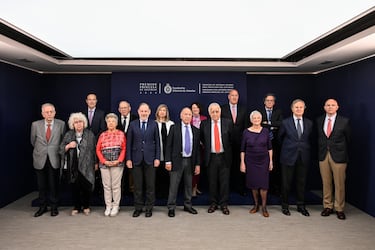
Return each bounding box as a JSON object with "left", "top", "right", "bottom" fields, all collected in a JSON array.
[
  {"left": 46, "top": 123, "right": 51, "bottom": 142},
  {"left": 327, "top": 118, "right": 332, "bottom": 138},
  {"left": 214, "top": 121, "right": 220, "bottom": 153}
]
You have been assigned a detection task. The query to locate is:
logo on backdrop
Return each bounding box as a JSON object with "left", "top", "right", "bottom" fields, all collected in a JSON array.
[{"left": 139, "top": 82, "right": 234, "bottom": 95}]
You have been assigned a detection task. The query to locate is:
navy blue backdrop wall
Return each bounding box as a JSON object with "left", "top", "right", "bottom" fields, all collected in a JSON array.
[
  {"left": 0, "top": 62, "right": 42, "bottom": 207},
  {"left": 111, "top": 72, "right": 247, "bottom": 120},
  {"left": 1, "top": 58, "right": 375, "bottom": 216},
  {"left": 316, "top": 57, "right": 375, "bottom": 216}
]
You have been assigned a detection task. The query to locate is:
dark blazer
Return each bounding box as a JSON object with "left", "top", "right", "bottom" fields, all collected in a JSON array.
[
  {"left": 260, "top": 107, "right": 283, "bottom": 131},
  {"left": 117, "top": 113, "right": 138, "bottom": 134},
  {"left": 165, "top": 123, "right": 200, "bottom": 172},
  {"left": 200, "top": 118, "right": 233, "bottom": 168},
  {"left": 126, "top": 119, "right": 161, "bottom": 166},
  {"left": 59, "top": 128, "right": 96, "bottom": 188},
  {"left": 279, "top": 116, "right": 313, "bottom": 166},
  {"left": 317, "top": 115, "right": 351, "bottom": 163},
  {"left": 221, "top": 104, "right": 248, "bottom": 146},
  {"left": 84, "top": 108, "right": 106, "bottom": 137}
]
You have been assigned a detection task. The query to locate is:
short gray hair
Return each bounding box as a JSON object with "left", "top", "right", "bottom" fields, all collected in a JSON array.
[
  {"left": 208, "top": 102, "right": 221, "bottom": 113},
  {"left": 68, "top": 112, "right": 88, "bottom": 130},
  {"left": 105, "top": 113, "right": 118, "bottom": 123},
  {"left": 249, "top": 110, "right": 262, "bottom": 121}
]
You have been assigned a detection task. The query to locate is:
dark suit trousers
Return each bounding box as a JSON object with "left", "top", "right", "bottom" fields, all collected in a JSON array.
[
  {"left": 35, "top": 157, "right": 59, "bottom": 207},
  {"left": 207, "top": 154, "right": 230, "bottom": 207},
  {"left": 132, "top": 161, "right": 155, "bottom": 210},
  {"left": 167, "top": 158, "right": 193, "bottom": 210},
  {"left": 281, "top": 154, "right": 307, "bottom": 208}
]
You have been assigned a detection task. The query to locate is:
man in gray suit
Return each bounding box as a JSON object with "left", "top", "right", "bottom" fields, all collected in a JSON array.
[{"left": 31, "top": 103, "right": 65, "bottom": 217}]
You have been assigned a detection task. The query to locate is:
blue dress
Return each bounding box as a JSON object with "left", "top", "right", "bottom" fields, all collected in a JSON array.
[{"left": 240, "top": 128, "right": 272, "bottom": 189}]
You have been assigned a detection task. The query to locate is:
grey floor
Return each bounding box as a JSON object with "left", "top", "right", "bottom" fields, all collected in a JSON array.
[{"left": 1, "top": 192, "right": 374, "bottom": 250}]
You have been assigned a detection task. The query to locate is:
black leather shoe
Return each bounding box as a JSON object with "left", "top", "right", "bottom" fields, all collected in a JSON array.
[
  {"left": 221, "top": 206, "right": 230, "bottom": 215},
  {"left": 34, "top": 206, "right": 48, "bottom": 217},
  {"left": 321, "top": 208, "right": 334, "bottom": 217},
  {"left": 51, "top": 207, "right": 59, "bottom": 217},
  {"left": 132, "top": 210, "right": 142, "bottom": 217},
  {"left": 184, "top": 207, "right": 198, "bottom": 214},
  {"left": 336, "top": 211, "right": 346, "bottom": 220},
  {"left": 208, "top": 204, "right": 218, "bottom": 213},
  {"left": 168, "top": 209, "right": 175, "bottom": 217},
  {"left": 297, "top": 207, "right": 310, "bottom": 216},
  {"left": 145, "top": 210, "right": 152, "bottom": 217},
  {"left": 282, "top": 208, "right": 291, "bottom": 216}
]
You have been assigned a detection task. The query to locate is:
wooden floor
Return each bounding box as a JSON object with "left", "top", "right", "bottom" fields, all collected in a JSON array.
[{"left": 1, "top": 192, "right": 374, "bottom": 250}]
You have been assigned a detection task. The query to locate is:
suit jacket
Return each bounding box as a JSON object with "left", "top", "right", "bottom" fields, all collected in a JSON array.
[
  {"left": 31, "top": 119, "right": 66, "bottom": 170},
  {"left": 126, "top": 119, "right": 161, "bottom": 165},
  {"left": 260, "top": 107, "right": 283, "bottom": 132},
  {"left": 117, "top": 113, "right": 138, "bottom": 134},
  {"left": 317, "top": 115, "right": 351, "bottom": 163},
  {"left": 84, "top": 108, "right": 106, "bottom": 137},
  {"left": 221, "top": 103, "right": 248, "bottom": 146},
  {"left": 165, "top": 123, "right": 200, "bottom": 172},
  {"left": 279, "top": 116, "right": 313, "bottom": 166},
  {"left": 200, "top": 118, "right": 233, "bottom": 168}
]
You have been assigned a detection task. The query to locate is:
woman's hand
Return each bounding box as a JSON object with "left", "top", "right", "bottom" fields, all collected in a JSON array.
[{"left": 240, "top": 162, "right": 246, "bottom": 173}]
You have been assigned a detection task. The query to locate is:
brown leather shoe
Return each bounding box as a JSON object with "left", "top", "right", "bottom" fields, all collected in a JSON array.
[
  {"left": 249, "top": 205, "right": 259, "bottom": 214},
  {"left": 262, "top": 207, "right": 269, "bottom": 218},
  {"left": 321, "top": 208, "right": 334, "bottom": 216},
  {"left": 336, "top": 211, "right": 346, "bottom": 220}
]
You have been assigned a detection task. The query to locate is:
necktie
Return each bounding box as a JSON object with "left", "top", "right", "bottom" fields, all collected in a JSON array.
[
  {"left": 46, "top": 123, "right": 51, "bottom": 142},
  {"left": 267, "top": 110, "right": 272, "bottom": 123},
  {"left": 161, "top": 122, "right": 167, "bottom": 158},
  {"left": 327, "top": 118, "right": 332, "bottom": 138},
  {"left": 214, "top": 121, "right": 220, "bottom": 153},
  {"left": 184, "top": 125, "right": 191, "bottom": 155},
  {"left": 231, "top": 106, "right": 236, "bottom": 123},
  {"left": 141, "top": 121, "right": 146, "bottom": 134},
  {"left": 297, "top": 119, "right": 302, "bottom": 139},
  {"left": 88, "top": 110, "right": 93, "bottom": 125},
  {"left": 123, "top": 117, "right": 128, "bottom": 132}
]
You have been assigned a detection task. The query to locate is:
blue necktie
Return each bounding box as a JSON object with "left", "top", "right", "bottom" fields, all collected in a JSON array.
[
  {"left": 184, "top": 125, "right": 191, "bottom": 155},
  {"left": 141, "top": 121, "right": 146, "bottom": 134}
]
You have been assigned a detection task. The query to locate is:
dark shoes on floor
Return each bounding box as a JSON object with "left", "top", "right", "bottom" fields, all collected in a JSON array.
[
  {"left": 168, "top": 209, "right": 175, "bottom": 217},
  {"left": 221, "top": 206, "right": 230, "bottom": 215},
  {"left": 282, "top": 208, "right": 291, "bottom": 216},
  {"left": 184, "top": 207, "right": 198, "bottom": 214},
  {"left": 336, "top": 211, "right": 346, "bottom": 220},
  {"left": 262, "top": 207, "right": 269, "bottom": 218},
  {"left": 297, "top": 207, "right": 310, "bottom": 216},
  {"left": 145, "top": 210, "right": 152, "bottom": 218},
  {"left": 50, "top": 207, "right": 59, "bottom": 216},
  {"left": 34, "top": 206, "right": 48, "bottom": 217},
  {"left": 321, "top": 208, "right": 334, "bottom": 216},
  {"left": 249, "top": 205, "right": 259, "bottom": 214},
  {"left": 132, "top": 210, "right": 142, "bottom": 217},
  {"left": 208, "top": 205, "right": 218, "bottom": 213}
]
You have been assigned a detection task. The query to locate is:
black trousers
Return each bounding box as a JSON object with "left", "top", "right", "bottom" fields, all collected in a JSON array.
[
  {"left": 281, "top": 154, "right": 308, "bottom": 208},
  {"left": 207, "top": 153, "right": 230, "bottom": 207},
  {"left": 72, "top": 172, "right": 92, "bottom": 210},
  {"left": 132, "top": 161, "right": 156, "bottom": 211},
  {"left": 35, "top": 157, "right": 59, "bottom": 208}
]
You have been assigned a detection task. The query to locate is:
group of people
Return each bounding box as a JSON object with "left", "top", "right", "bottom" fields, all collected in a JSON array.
[{"left": 31, "top": 90, "right": 350, "bottom": 220}]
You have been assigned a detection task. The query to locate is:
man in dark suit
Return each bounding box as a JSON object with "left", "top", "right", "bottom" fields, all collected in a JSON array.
[
  {"left": 279, "top": 99, "right": 312, "bottom": 216},
  {"left": 126, "top": 103, "right": 160, "bottom": 218},
  {"left": 117, "top": 100, "right": 138, "bottom": 195},
  {"left": 31, "top": 103, "right": 65, "bottom": 217},
  {"left": 260, "top": 93, "right": 283, "bottom": 195},
  {"left": 221, "top": 89, "right": 248, "bottom": 195},
  {"left": 84, "top": 93, "right": 106, "bottom": 197},
  {"left": 317, "top": 98, "right": 351, "bottom": 220},
  {"left": 84, "top": 93, "right": 106, "bottom": 138},
  {"left": 201, "top": 103, "right": 232, "bottom": 215},
  {"left": 165, "top": 107, "right": 200, "bottom": 217}
]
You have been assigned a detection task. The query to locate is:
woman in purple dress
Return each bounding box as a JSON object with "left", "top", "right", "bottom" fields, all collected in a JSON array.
[{"left": 240, "top": 110, "right": 273, "bottom": 217}]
